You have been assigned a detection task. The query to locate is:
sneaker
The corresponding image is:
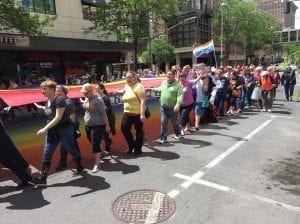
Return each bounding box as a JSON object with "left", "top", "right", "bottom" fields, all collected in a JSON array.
[
  {"left": 180, "top": 129, "right": 185, "bottom": 136},
  {"left": 92, "top": 163, "right": 100, "bottom": 173},
  {"left": 76, "top": 164, "right": 85, "bottom": 174},
  {"left": 158, "top": 139, "right": 167, "bottom": 144},
  {"left": 261, "top": 108, "right": 267, "bottom": 112},
  {"left": 31, "top": 177, "right": 47, "bottom": 186},
  {"left": 100, "top": 151, "right": 110, "bottom": 159},
  {"left": 268, "top": 109, "right": 272, "bottom": 113},
  {"left": 16, "top": 181, "right": 31, "bottom": 189},
  {"left": 174, "top": 135, "right": 182, "bottom": 140}
]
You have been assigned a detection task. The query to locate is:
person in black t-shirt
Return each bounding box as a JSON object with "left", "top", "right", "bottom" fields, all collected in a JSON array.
[
  {"left": 55, "top": 85, "right": 82, "bottom": 171},
  {"left": 34, "top": 81, "right": 84, "bottom": 186}
]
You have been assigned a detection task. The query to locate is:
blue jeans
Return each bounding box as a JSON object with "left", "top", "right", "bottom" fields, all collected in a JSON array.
[
  {"left": 160, "top": 107, "right": 181, "bottom": 140},
  {"left": 215, "top": 93, "right": 226, "bottom": 117},
  {"left": 43, "top": 124, "right": 80, "bottom": 164}
]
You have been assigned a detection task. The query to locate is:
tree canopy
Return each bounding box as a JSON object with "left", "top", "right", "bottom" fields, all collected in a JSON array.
[
  {"left": 212, "top": 0, "right": 280, "bottom": 65},
  {"left": 283, "top": 43, "right": 300, "bottom": 65},
  {"left": 0, "top": 0, "right": 51, "bottom": 36},
  {"left": 141, "top": 36, "right": 175, "bottom": 65},
  {"left": 85, "top": 0, "right": 184, "bottom": 70}
]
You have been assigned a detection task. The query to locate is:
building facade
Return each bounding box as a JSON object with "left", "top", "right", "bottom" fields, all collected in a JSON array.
[
  {"left": 166, "top": 0, "right": 214, "bottom": 67},
  {"left": 0, "top": 0, "right": 133, "bottom": 85},
  {"left": 254, "top": 0, "right": 297, "bottom": 29}
]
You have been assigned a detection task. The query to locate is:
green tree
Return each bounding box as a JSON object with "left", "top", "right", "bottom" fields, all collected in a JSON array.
[
  {"left": 141, "top": 36, "right": 175, "bottom": 66},
  {"left": 283, "top": 43, "right": 300, "bottom": 65},
  {"left": 212, "top": 0, "right": 280, "bottom": 65},
  {"left": 85, "top": 0, "right": 184, "bottom": 70},
  {"left": 0, "top": 0, "right": 52, "bottom": 36}
]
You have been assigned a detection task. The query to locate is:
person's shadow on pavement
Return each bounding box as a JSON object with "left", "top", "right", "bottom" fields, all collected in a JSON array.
[
  {"left": 0, "top": 186, "right": 50, "bottom": 210},
  {"left": 101, "top": 157, "right": 140, "bottom": 174},
  {"left": 50, "top": 171, "right": 110, "bottom": 198}
]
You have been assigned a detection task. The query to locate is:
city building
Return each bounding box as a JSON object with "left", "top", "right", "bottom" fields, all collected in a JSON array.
[
  {"left": 164, "top": 0, "right": 214, "bottom": 67},
  {"left": 0, "top": 0, "right": 133, "bottom": 85},
  {"left": 254, "top": 0, "right": 298, "bottom": 29}
]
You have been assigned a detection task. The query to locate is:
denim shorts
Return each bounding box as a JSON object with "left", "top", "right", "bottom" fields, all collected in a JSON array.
[{"left": 194, "top": 102, "right": 202, "bottom": 115}]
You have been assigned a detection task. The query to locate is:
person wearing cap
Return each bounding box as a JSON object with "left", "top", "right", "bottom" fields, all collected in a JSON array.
[
  {"left": 81, "top": 83, "right": 110, "bottom": 172},
  {"left": 259, "top": 70, "right": 274, "bottom": 112},
  {"left": 55, "top": 85, "right": 82, "bottom": 171},
  {"left": 34, "top": 80, "right": 85, "bottom": 186},
  {"left": 95, "top": 83, "right": 116, "bottom": 153}
]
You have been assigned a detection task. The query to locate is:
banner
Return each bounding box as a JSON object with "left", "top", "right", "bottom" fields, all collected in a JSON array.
[{"left": 0, "top": 77, "right": 165, "bottom": 107}]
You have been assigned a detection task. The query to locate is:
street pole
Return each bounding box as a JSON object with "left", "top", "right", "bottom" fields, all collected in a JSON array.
[{"left": 220, "top": 3, "right": 225, "bottom": 67}]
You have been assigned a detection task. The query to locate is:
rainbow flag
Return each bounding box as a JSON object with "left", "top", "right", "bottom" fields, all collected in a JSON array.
[{"left": 193, "top": 40, "right": 215, "bottom": 58}]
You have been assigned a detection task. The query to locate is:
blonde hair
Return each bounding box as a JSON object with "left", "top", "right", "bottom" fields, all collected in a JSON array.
[{"left": 40, "top": 80, "right": 57, "bottom": 90}]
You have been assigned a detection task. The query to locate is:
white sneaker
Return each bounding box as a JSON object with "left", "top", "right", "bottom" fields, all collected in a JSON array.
[
  {"left": 268, "top": 109, "right": 272, "bottom": 112},
  {"left": 261, "top": 108, "right": 267, "bottom": 112},
  {"left": 158, "top": 139, "right": 167, "bottom": 144},
  {"left": 92, "top": 163, "right": 100, "bottom": 173},
  {"left": 173, "top": 135, "right": 182, "bottom": 140},
  {"left": 180, "top": 129, "right": 185, "bottom": 136}
]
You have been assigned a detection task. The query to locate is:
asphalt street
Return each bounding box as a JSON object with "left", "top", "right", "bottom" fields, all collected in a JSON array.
[{"left": 0, "top": 85, "right": 299, "bottom": 224}]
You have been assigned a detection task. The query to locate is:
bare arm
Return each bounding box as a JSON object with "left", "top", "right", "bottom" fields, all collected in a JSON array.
[
  {"left": 138, "top": 91, "right": 146, "bottom": 120},
  {"left": 37, "top": 107, "right": 65, "bottom": 135}
]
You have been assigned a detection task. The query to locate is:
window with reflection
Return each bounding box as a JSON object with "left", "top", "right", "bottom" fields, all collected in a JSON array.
[
  {"left": 82, "top": 5, "right": 99, "bottom": 20},
  {"left": 23, "top": 0, "right": 56, "bottom": 14}
]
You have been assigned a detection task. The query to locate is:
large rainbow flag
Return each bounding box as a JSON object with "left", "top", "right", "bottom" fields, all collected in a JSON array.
[
  {"left": 0, "top": 77, "right": 165, "bottom": 107},
  {"left": 193, "top": 39, "right": 215, "bottom": 58}
]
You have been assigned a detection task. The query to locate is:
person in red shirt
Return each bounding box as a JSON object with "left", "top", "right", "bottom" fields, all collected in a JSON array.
[{"left": 260, "top": 71, "right": 274, "bottom": 112}]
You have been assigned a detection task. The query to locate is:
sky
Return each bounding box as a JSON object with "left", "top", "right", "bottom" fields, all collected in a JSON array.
[{"left": 295, "top": 2, "right": 300, "bottom": 29}]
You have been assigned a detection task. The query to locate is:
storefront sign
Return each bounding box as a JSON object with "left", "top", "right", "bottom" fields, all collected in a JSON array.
[{"left": 0, "top": 34, "right": 30, "bottom": 47}]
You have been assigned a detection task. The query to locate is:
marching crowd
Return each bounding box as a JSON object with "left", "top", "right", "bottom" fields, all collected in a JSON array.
[{"left": 0, "top": 63, "right": 297, "bottom": 188}]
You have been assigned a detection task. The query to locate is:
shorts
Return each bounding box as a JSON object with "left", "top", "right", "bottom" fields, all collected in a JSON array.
[{"left": 194, "top": 102, "right": 202, "bottom": 115}]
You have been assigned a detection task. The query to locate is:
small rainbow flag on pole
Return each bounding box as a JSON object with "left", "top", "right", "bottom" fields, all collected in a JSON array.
[{"left": 193, "top": 39, "right": 215, "bottom": 58}]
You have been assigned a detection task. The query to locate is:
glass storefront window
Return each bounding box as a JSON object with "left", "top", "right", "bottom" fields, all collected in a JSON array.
[
  {"left": 45, "top": 0, "right": 56, "bottom": 15},
  {"left": 82, "top": 5, "right": 98, "bottom": 20},
  {"left": 23, "top": 0, "right": 34, "bottom": 12},
  {"left": 23, "top": 0, "right": 56, "bottom": 14}
]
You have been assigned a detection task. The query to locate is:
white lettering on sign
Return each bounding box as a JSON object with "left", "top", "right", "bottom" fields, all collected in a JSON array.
[{"left": 0, "top": 36, "right": 18, "bottom": 45}]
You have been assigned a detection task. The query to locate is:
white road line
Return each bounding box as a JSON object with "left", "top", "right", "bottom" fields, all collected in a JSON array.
[
  {"left": 145, "top": 192, "right": 165, "bottom": 224},
  {"left": 205, "top": 119, "right": 272, "bottom": 169},
  {"left": 181, "top": 171, "right": 204, "bottom": 189},
  {"left": 174, "top": 172, "right": 300, "bottom": 212},
  {"left": 264, "top": 114, "right": 294, "bottom": 119},
  {"left": 168, "top": 189, "right": 180, "bottom": 198},
  {"left": 174, "top": 173, "right": 230, "bottom": 192}
]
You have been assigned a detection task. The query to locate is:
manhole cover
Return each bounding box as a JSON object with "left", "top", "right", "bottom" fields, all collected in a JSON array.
[{"left": 112, "top": 189, "right": 176, "bottom": 224}]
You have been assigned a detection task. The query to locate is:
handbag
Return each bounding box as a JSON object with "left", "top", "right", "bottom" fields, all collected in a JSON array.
[
  {"left": 251, "top": 86, "right": 262, "bottom": 100},
  {"left": 131, "top": 87, "right": 151, "bottom": 119}
]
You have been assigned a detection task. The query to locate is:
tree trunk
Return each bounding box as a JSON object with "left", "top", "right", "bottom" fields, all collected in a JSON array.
[{"left": 133, "top": 37, "right": 138, "bottom": 71}]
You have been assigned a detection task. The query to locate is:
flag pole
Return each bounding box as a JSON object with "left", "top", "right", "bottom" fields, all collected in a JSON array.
[{"left": 212, "top": 39, "right": 218, "bottom": 67}]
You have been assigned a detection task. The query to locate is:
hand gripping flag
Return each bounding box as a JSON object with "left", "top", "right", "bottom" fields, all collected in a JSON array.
[{"left": 193, "top": 40, "right": 215, "bottom": 58}]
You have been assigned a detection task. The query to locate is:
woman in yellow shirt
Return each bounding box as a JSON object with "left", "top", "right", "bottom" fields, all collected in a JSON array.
[{"left": 120, "top": 72, "right": 146, "bottom": 155}]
